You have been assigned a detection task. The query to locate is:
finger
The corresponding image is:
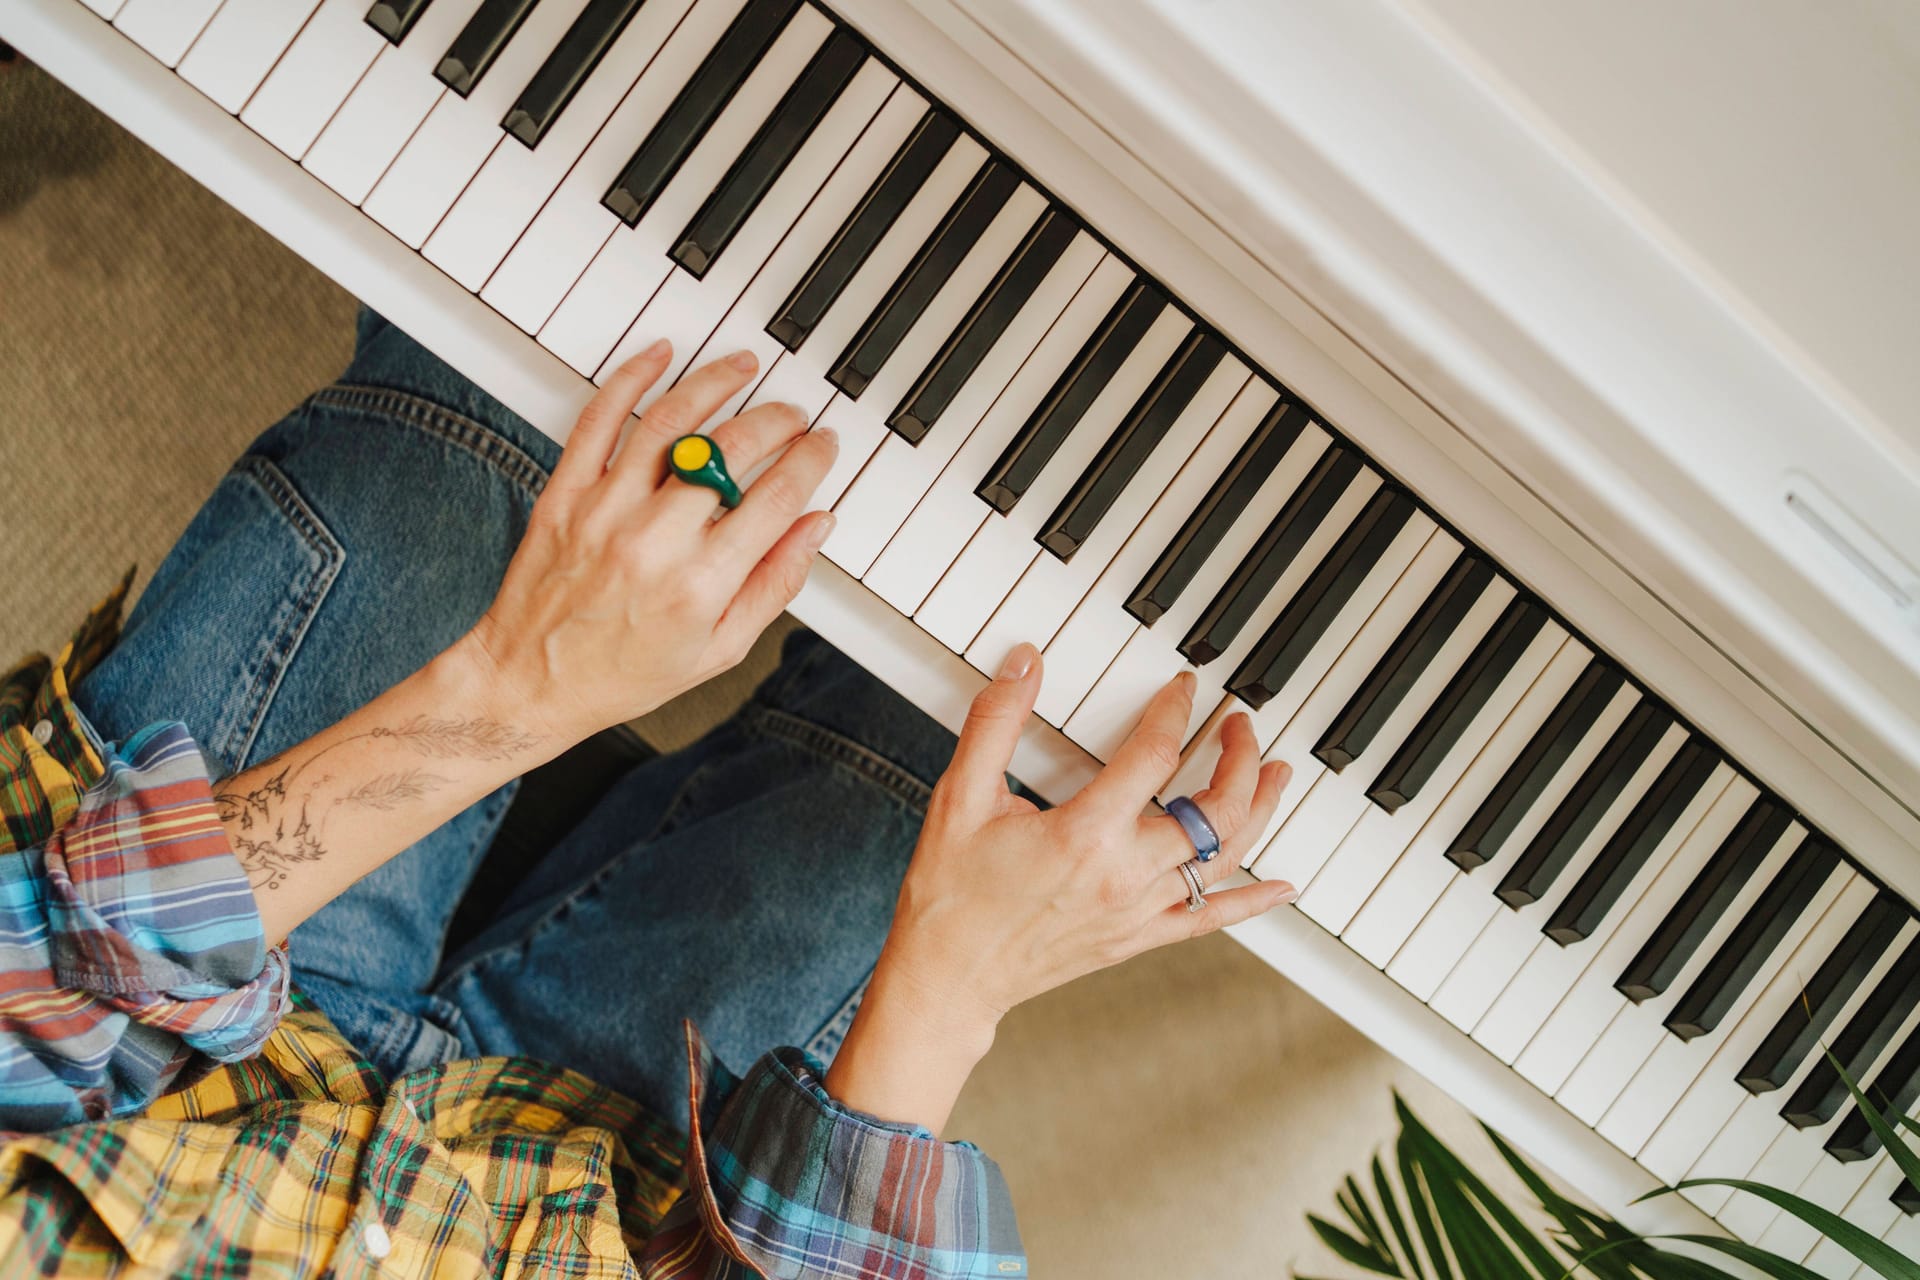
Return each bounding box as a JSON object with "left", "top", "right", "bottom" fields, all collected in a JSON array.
[
  {"left": 548, "top": 338, "right": 672, "bottom": 499},
  {"left": 616, "top": 349, "right": 760, "bottom": 482},
  {"left": 1144, "top": 711, "right": 1259, "bottom": 873},
  {"left": 1146, "top": 879, "right": 1298, "bottom": 949},
  {"left": 1078, "top": 671, "right": 1195, "bottom": 814},
  {"left": 653, "top": 399, "right": 813, "bottom": 513},
  {"left": 1217, "top": 759, "right": 1290, "bottom": 873},
  {"left": 707, "top": 427, "right": 838, "bottom": 559},
  {"left": 710, "top": 510, "right": 836, "bottom": 659},
  {"left": 942, "top": 644, "right": 1042, "bottom": 810}
]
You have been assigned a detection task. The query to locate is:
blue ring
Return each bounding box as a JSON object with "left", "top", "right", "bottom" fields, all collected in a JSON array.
[{"left": 1166, "top": 796, "right": 1222, "bottom": 863}]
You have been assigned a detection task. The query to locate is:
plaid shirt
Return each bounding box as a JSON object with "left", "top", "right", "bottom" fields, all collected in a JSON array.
[{"left": 0, "top": 581, "right": 1027, "bottom": 1278}]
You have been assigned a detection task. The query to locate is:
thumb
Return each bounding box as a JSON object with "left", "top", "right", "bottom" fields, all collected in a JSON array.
[{"left": 943, "top": 644, "right": 1041, "bottom": 809}]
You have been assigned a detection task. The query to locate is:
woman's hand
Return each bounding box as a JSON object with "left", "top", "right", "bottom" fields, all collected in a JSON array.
[
  {"left": 464, "top": 342, "right": 838, "bottom": 744},
  {"left": 825, "top": 645, "right": 1296, "bottom": 1132}
]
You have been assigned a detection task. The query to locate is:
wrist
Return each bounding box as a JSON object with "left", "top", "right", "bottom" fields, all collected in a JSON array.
[
  {"left": 823, "top": 951, "right": 998, "bottom": 1135},
  {"left": 447, "top": 621, "right": 571, "bottom": 746}
]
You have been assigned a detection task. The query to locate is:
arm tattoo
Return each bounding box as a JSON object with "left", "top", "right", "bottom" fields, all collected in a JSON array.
[{"left": 213, "top": 716, "right": 534, "bottom": 891}]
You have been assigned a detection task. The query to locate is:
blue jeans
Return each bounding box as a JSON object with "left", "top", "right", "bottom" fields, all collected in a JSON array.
[{"left": 75, "top": 311, "right": 959, "bottom": 1126}]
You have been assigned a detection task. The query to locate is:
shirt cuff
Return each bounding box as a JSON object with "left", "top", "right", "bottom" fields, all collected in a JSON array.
[
  {"left": 642, "top": 1022, "right": 1026, "bottom": 1280},
  {"left": 40, "top": 718, "right": 289, "bottom": 1072}
]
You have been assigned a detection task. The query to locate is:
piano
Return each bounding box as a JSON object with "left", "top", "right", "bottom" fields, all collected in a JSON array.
[{"left": 7, "top": 0, "right": 1918, "bottom": 1270}]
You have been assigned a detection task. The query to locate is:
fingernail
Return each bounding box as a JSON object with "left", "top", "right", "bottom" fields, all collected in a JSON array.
[
  {"left": 803, "top": 513, "right": 835, "bottom": 551},
  {"left": 1176, "top": 670, "right": 1197, "bottom": 693},
  {"left": 641, "top": 337, "right": 670, "bottom": 360},
  {"left": 998, "top": 644, "right": 1035, "bottom": 682},
  {"left": 1271, "top": 882, "right": 1299, "bottom": 905},
  {"left": 729, "top": 349, "right": 758, "bottom": 372},
  {"left": 813, "top": 426, "right": 839, "bottom": 448}
]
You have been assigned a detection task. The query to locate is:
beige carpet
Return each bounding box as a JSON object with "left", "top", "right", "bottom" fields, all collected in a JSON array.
[{"left": 1, "top": 58, "right": 1557, "bottom": 1277}]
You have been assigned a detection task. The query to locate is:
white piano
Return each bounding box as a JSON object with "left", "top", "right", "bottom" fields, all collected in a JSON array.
[{"left": 7, "top": 0, "right": 1917, "bottom": 1270}]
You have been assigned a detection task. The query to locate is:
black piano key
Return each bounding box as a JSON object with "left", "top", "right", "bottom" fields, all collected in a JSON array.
[
  {"left": 366, "top": 0, "right": 433, "bottom": 43},
  {"left": 1614, "top": 796, "right": 1795, "bottom": 1004},
  {"left": 1313, "top": 553, "right": 1495, "bottom": 774},
  {"left": 436, "top": 0, "right": 539, "bottom": 96},
  {"left": 1664, "top": 836, "right": 1843, "bottom": 1041},
  {"left": 1785, "top": 936, "right": 1920, "bottom": 1128},
  {"left": 1736, "top": 890, "right": 1908, "bottom": 1093},
  {"left": 1369, "top": 595, "right": 1551, "bottom": 815},
  {"left": 975, "top": 280, "right": 1166, "bottom": 514},
  {"left": 501, "top": 0, "right": 649, "bottom": 146},
  {"left": 674, "top": 28, "right": 866, "bottom": 277},
  {"left": 889, "top": 206, "right": 1078, "bottom": 443},
  {"left": 1894, "top": 1176, "right": 1920, "bottom": 1216},
  {"left": 1494, "top": 699, "right": 1673, "bottom": 909},
  {"left": 1544, "top": 736, "right": 1720, "bottom": 945},
  {"left": 1036, "top": 330, "right": 1230, "bottom": 561},
  {"left": 1176, "top": 444, "right": 1363, "bottom": 666},
  {"left": 603, "top": 0, "right": 802, "bottom": 225},
  {"left": 1125, "top": 398, "right": 1311, "bottom": 627},
  {"left": 828, "top": 159, "right": 1021, "bottom": 399},
  {"left": 1225, "top": 486, "right": 1417, "bottom": 712},
  {"left": 766, "top": 108, "right": 960, "bottom": 349},
  {"left": 1447, "top": 659, "right": 1626, "bottom": 871},
  {"left": 1826, "top": 1024, "right": 1920, "bottom": 1162}
]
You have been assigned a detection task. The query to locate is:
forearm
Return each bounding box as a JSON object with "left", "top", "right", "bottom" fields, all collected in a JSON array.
[
  {"left": 215, "top": 632, "right": 551, "bottom": 944},
  {"left": 823, "top": 949, "right": 997, "bottom": 1136}
]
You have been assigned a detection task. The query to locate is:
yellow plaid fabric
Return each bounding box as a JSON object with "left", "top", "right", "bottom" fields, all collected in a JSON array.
[{"left": 0, "top": 997, "right": 687, "bottom": 1278}]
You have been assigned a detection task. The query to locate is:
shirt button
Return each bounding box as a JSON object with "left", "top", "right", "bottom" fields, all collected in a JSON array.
[
  {"left": 31, "top": 719, "right": 53, "bottom": 746},
  {"left": 362, "top": 1222, "right": 391, "bottom": 1261}
]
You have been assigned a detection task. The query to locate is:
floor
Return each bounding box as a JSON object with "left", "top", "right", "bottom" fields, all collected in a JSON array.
[{"left": 1, "top": 58, "right": 1546, "bottom": 1277}]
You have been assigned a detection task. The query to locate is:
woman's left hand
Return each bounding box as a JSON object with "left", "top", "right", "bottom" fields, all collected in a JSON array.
[{"left": 465, "top": 342, "right": 839, "bottom": 744}]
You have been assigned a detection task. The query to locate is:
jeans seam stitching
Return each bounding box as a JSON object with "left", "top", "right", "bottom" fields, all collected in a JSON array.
[
  {"left": 743, "top": 704, "right": 934, "bottom": 813},
  {"left": 223, "top": 455, "right": 348, "bottom": 771},
  {"left": 309, "top": 384, "right": 551, "bottom": 501}
]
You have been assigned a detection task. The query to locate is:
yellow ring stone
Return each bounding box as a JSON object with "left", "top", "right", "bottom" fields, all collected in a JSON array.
[{"left": 671, "top": 435, "right": 712, "bottom": 470}]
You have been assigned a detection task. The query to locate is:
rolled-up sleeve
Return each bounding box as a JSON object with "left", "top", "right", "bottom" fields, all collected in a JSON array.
[
  {"left": 642, "top": 1024, "right": 1026, "bottom": 1280},
  {"left": 0, "top": 719, "right": 287, "bottom": 1130}
]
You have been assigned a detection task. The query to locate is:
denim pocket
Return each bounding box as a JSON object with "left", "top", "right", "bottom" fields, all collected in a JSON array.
[{"left": 78, "top": 453, "right": 344, "bottom": 778}]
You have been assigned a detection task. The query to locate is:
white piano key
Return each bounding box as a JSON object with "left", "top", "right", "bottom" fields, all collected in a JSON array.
[
  {"left": 114, "top": 0, "right": 223, "bottom": 67},
  {"left": 828, "top": 230, "right": 1105, "bottom": 578},
  {"left": 176, "top": 0, "right": 323, "bottom": 113},
  {"left": 1341, "top": 640, "right": 1594, "bottom": 967},
  {"left": 1681, "top": 916, "right": 1920, "bottom": 1218},
  {"left": 422, "top": 0, "right": 698, "bottom": 290},
  {"left": 1715, "top": 994, "right": 1920, "bottom": 1240},
  {"left": 1809, "top": 1160, "right": 1907, "bottom": 1279},
  {"left": 803, "top": 184, "right": 1050, "bottom": 519},
  {"left": 1555, "top": 817, "right": 1807, "bottom": 1127},
  {"left": 81, "top": 0, "right": 126, "bottom": 19},
  {"left": 1167, "top": 519, "right": 1448, "bottom": 851},
  {"left": 482, "top": 0, "right": 753, "bottom": 333},
  {"left": 1758, "top": 1149, "right": 1892, "bottom": 1263},
  {"left": 1639, "top": 876, "right": 1885, "bottom": 1186},
  {"left": 302, "top": 0, "right": 489, "bottom": 204},
  {"left": 362, "top": 0, "right": 597, "bottom": 249},
  {"left": 1385, "top": 680, "right": 1644, "bottom": 1003},
  {"left": 1119, "top": 414, "right": 1342, "bottom": 781},
  {"left": 1513, "top": 779, "right": 1763, "bottom": 1099},
  {"left": 1596, "top": 864, "right": 1853, "bottom": 1157},
  {"left": 863, "top": 256, "right": 1135, "bottom": 616},
  {"left": 1430, "top": 720, "right": 1689, "bottom": 1034},
  {"left": 1033, "top": 378, "right": 1279, "bottom": 727},
  {"left": 725, "top": 128, "right": 990, "bottom": 421},
  {"left": 912, "top": 307, "right": 1194, "bottom": 653},
  {"left": 542, "top": 8, "right": 841, "bottom": 378},
  {"left": 1269, "top": 574, "right": 1518, "bottom": 896},
  {"left": 240, "top": 0, "right": 387, "bottom": 161},
  {"left": 1472, "top": 760, "right": 1736, "bottom": 1063},
  {"left": 1294, "top": 622, "right": 1568, "bottom": 937},
  {"left": 966, "top": 355, "right": 1253, "bottom": 692}
]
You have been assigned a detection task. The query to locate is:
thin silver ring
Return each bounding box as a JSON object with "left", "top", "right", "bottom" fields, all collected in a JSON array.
[{"left": 1178, "top": 859, "right": 1207, "bottom": 913}]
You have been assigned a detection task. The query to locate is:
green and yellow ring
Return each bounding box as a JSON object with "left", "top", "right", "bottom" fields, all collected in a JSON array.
[{"left": 667, "top": 434, "right": 742, "bottom": 509}]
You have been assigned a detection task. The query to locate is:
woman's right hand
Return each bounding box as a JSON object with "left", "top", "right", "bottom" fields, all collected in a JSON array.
[{"left": 824, "top": 644, "right": 1297, "bottom": 1133}]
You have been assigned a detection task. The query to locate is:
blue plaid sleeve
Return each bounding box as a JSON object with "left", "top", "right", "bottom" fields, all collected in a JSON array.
[
  {"left": 640, "top": 1023, "right": 1026, "bottom": 1279},
  {"left": 0, "top": 719, "right": 288, "bottom": 1130}
]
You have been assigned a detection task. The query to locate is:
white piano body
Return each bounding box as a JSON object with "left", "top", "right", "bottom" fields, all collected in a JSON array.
[{"left": 6, "top": 0, "right": 1917, "bottom": 1267}]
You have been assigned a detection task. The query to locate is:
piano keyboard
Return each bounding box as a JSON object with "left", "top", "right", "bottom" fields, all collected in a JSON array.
[{"left": 21, "top": 0, "right": 1919, "bottom": 1265}]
